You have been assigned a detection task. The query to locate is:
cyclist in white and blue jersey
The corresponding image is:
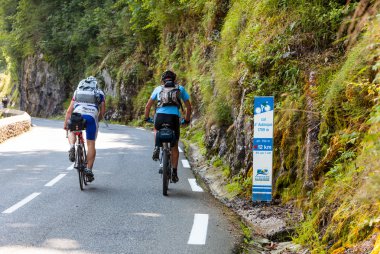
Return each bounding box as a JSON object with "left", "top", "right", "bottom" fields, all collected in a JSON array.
[
  {"left": 144, "top": 70, "right": 192, "bottom": 183},
  {"left": 64, "top": 76, "right": 106, "bottom": 181}
]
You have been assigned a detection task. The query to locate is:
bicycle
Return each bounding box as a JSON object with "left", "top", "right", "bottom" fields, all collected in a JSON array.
[
  {"left": 156, "top": 124, "right": 175, "bottom": 196},
  {"left": 67, "top": 113, "right": 90, "bottom": 191},
  {"left": 147, "top": 118, "right": 188, "bottom": 196}
]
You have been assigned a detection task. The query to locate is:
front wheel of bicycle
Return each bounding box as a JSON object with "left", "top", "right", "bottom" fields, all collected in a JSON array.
[
  {"left": 162, "top": 149, "right": 170, "bottom": 196},
  {"left": 76, "top": 146, "right": 85, "bottom": 191}
]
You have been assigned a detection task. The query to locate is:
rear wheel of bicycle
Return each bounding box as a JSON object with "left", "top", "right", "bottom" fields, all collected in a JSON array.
[
  {"left": 79, "top": 169, "right": 85, "bottom": 190},
  {"left": 76, "top": 146, "right": 84, "bottom": 191},
  {"left": 162, "top": 149, "right": 170, "bottom": 196},
  {"left": 82, "top": 145, "right": 88, "bottom": 185}
]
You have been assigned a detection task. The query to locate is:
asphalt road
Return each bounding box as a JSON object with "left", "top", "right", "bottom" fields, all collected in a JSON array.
[{"left": 0, "top": 118, "right": 241, "bottom": 254}]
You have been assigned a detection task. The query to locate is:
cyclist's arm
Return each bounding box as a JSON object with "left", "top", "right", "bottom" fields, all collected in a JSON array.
[
  {"left": 98, "top": 101, "right": 106, "bottom": 121},
  {"left": 145, "top": 98, "right": 155, "bottom": 119},
  {"left": 64, "top": 100, "right": 75, "bottom": 130},
  {"left": 183, "top": 100, "right": 192, "bottom": 122}
]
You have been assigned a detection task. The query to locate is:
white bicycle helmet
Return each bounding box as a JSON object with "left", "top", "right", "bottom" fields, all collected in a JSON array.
[{"left": 77, "top": 76, "right": 97, "bottom": 90}]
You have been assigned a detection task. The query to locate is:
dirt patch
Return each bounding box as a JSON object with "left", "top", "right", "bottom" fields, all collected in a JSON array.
[{"left": 225, "top": 198, "right": 301, "bottom": 241}]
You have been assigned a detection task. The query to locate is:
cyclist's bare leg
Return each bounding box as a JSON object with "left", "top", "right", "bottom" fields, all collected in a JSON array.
[
  {"left": 86, "top": 140, "right": 96, "bottom": 169},
  {"left": 68, "top": 131, "right": 76, "bottom": 145},
  {"left": 171, "top": 142, "right": 179, "bottom": 169},
  {"left": 66, "top": 131, "right": 77, "bottom": 162}
]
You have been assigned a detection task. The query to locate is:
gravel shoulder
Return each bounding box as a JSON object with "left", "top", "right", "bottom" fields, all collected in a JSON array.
[{"left": 186, "top": 143, "right": 309, "bottom": 254}]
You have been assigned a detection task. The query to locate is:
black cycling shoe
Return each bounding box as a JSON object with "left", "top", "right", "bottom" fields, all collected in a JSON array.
[
  {"left": 87, "top": 175, "right": 94, "bottom": 182},
  {"left": 84, "top": 168, "right": 94, "bottom": 177},
  {"left": 69, "top": 146, "right": 75, "bottom": 162},
  {"left": 171, "top": 169, "right": 179, "bottom": 183},
  {"left": 152, "top": 147, "right": 160, "bottom": 161}
]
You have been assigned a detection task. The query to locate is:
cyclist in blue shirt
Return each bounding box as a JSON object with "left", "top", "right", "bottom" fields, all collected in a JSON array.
[{"left": 144, "top": 70, "right": 192, "bottom": 183}]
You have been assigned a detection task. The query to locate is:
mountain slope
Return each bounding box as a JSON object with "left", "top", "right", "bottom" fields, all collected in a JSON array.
[{"left": 0, "top": 0, "right": 379, "bottom": 252}]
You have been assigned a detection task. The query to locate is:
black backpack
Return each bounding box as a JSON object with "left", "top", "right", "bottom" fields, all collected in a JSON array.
[{"left": 68, "top": 113, "right": 86, "bottom": 131}]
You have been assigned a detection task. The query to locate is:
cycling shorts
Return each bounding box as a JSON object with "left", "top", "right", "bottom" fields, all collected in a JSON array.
[
  {"left": 81, "top": 114, "right": 98, "bottom": 141},
  {"left": 154, "top": 113, "right": 180, "bottom": 142}
]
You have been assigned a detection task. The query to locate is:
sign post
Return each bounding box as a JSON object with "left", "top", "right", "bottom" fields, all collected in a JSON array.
[{"left": 252, "top": 96, "right": 274, "bottom": 202}]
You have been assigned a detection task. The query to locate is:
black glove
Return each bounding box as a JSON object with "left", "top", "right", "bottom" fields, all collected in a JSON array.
[
  {"left": 181, "top": 119, "right": 190, "bottom": 125},
  {"left": 145, "top": 117, "right": 153, "bottom": 123}
]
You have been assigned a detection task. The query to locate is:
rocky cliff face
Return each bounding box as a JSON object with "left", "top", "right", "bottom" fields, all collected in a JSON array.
[
  {"left": 204, "top": 87, "right": 253, "bottom": 176},
  {"left": 99, "top": 68, "right": 136, "bottom": 123},
  {"left": 19, "top": 54, "right": 65, "bottom": 117},
  {"left": 101, "top": 69, "right": 116, "bottom": 97}
]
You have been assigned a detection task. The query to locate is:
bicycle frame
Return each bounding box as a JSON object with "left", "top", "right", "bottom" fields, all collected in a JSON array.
[
  {"left": 160, "top": 142, "right": 172, "bottom": 169},
  {"left": 73, "top": 131, "right": 87, "bottom": 169},
  {"left": 68, "top": 130, "right": 88, "bottom": 190}
]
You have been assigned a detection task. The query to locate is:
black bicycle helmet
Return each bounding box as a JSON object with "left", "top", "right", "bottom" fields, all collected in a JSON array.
[{"left": 161, "top": 70, "right": 176, "bottom": 81}]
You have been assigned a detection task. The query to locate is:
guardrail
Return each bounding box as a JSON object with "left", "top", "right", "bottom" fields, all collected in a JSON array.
[{"left": 0, "top": 109, "right": 31, "bottom": 143}]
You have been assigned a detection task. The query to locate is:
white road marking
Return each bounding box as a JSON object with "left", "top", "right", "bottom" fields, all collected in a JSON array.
[
  {"left": 45, "top": 174, "right": 67, "bottom": 187},
  {"left": 188, "top": 179, "right": 204, "bottom": 192},
  {"left": 181, "top": 159, "right": 190, "bottom": 168},
  {"left": 131, "top": 213, "right": 162, "bottom": 217},
  {"left": 2, "top": 192, "right": 41, "bottom": 214},
  {"left": 67, "top": 163, "right": 74, "bottom": 170},
  {"left": 178, "top": 147, "right": 183, "bottom": 153},
  {"left": 188, "top": 214, "right": 209, "bottom": 245}
]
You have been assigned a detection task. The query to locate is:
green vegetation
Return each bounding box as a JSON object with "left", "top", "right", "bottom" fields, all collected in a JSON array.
[
  {"left": 1, "top": 0, "right": 379, "bottom": 252},
  {"left": 0, "top": 0, "right": 157, "bottom": 113},
  {"left": 240, "top": 221, "right": 253, "bottom": 245},
  {"left": 182, "top": 121, "right": 207, "bottom": 155}
]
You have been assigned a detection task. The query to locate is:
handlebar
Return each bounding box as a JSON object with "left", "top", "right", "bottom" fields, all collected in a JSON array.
[{"left": 145, "top": 117, "right": 189, "bottom": 125}]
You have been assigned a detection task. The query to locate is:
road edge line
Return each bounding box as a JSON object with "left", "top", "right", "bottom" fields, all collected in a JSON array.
[{"left": 188, "top": 213, "right": 209, "bottom": 245}]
